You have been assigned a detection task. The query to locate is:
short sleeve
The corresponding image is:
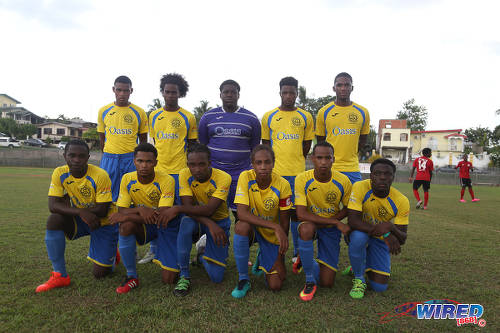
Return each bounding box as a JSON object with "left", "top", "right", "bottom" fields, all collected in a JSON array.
[
  {"left": 315, "top": 107, "right": 326, "bottom": 137},
  {"left": 429, "top": 160, "right": 434, "bottom": 171},
  {"left": 294, "top": 173, "right": 307, "bottom": 207},
  {"left": 148, "top": 111, "right": 156, "bottom": 141},
  {"left": 394, "top": 197, "right": 410, "bottom": 225},
  {"left": 97, "top": 108, "right": 105, "bottom": 133},
  {"left": 159, "top": 174, "right": 176, "bottom": 207},
  {"left": 95, "top": 171, "right": 112, "bottom": 203},
  {"left": 211, "top": 172, "right": 231, "bottom": 202},
  {"left": 360, "top": 108, "right": 370, "bottom": 135},
  {"left": 198, "top": 113, "right": 209, "bottom": 145},
  {"left": 348, "top": 182, "right": 364, "bottom": 212},
  {"left": 234, "top": 171, "right": 250, "bottom": 206},
  {"left": 48, "top": 168, "right": 64, "bottom": 197},
  {"left": 341, "top": 178, "right": 352, "bottom": 207},
  {"left": 250, "top": 114, "right": 261, "bottom": 148},
  {"left": 188, "top": 112, "right": 198, "bottom": 140},
  {"left": 138, "top": 109, "right": 148, "bottom": 134},
  {"left": 279, "top": 179, "right": 292, "bottom": 210},
  {"left": 304, "top": 112, "right": 315, "bottom": 140},
  {"left": 179, "top": 168, "right": 193, "bottom": 197},
  {"left": 261, "top": 113, "right": 270, "bottom": 141},
  {"left": 116, "top": 175, "right": 132, "bottom": 208}
]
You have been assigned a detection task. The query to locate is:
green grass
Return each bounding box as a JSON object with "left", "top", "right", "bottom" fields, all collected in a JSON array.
[{"left": 0, "top": 167, "right": 499, "bottom": 332}]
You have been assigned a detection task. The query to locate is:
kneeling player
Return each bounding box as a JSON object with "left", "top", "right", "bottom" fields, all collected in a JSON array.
[
  {"left": 294, "top": 142, "right": 352, "bottom": 301},
  {"left": 347, "top": 158, "right": 409, "bottom": 299},
  {"left": 109, "top": 143, "right": 178, "bottom": 293},
  {"left": 36, "top": 140, "right": 117, "bottom": 293},
  {"left": 231, "top": 145, "right": 292, "bottom": 298},
  {"left": 161, "top": 144, "right": 232, "bottom": 296}
]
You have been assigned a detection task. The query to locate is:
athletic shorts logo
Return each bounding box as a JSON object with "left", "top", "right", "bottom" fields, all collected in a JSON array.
[
  {"left": 325, "top": 191, "right": 337, "bottom": 205},
  {"left": 291, "top": 117, "right": 301, "bottom": 127},
  {"left": 124, "top": 114, "right": 133, "bottom": 124},
  {"left": 378, "top": 206, "right": 388, "bottom": 218},
  {"left": 264, "top": 197, "right": 276, "bottom": 210},
  {"left": 79, "top": 185, "right": 92, "bottom": 198},
  {"left": 148, "top": 190, "right": 160, "bottom": 202},
  {"left": 348, "top": 113, "right": 358, "bottom": 123},
  {"left": 171, "top": 119, "right": 181, "bottom": 128}
]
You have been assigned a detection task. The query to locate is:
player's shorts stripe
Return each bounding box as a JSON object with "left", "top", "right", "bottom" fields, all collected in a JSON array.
[
  {"left": 270, "top": 186, "right": 280, "bottom": 199},
  {"left": 365, "top": 268, "right": 390, "bottom": 276},
  {"left": 127, "top": 180, "right": 137, "bottom": 192},
  {"left": 316, "top": 258, "right": 338, "bottom": 272},
  {"left": 362, "top": 189, "right": 373, "bottom": 204},
  {"left": 151, "top": 110, "right": 163, "bottom": 129},
  {"left": 352, "top": 105, "right": 366, "bottom": 129},
  {"left": 258, "top": 266, "right": 278, "bottom": 274},
  {"left": 129, "top": 106, "right": 141, "bottom": 129},
  {"left": 102, "top": 105, "right": 114, "bottom": 123},
  {"left": 60, "top": 172, "right": 71, "bottom": 185},
  {"left": 153, "top": 182, "right": 161, "bottom": 192},
  {"left": 305, "top": 178, "right": 315, "bottom": 193},
  {"left": 86, "top": 175, "right": 97, "bottom": 192},
  {"left": 202, "top": 255, "right": 227, "bottom": 267},
  {"left": 152, "top": 259, "right": 180, "bottom": 272},
  {"left": 387, "top": 197, "right": 398, "bottom": 216},
  {"left": 87, "top": 256, "right": 113, "bottom": 267},
  {"left": 248, "top": 179, "right": 257, "bottom": 189},
  {"left": 331, "top": 178, "right": 345, "bottom": 201},
  {"left": 296, "top": 109, "right": 308, "bottom": 128}
]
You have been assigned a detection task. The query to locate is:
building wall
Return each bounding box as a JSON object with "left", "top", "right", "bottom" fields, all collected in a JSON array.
[
  {"left": 411, "top": 132, "right": 464, "bottom": 156},
  {"left": 38, "top": 123, "right": 82, "bottom": 140},
  {"left": 0, "top": 96, "right": 18, "bottom": 107},
  {"left": 380, "top": 128, "right": 411, "bottom": 148}
]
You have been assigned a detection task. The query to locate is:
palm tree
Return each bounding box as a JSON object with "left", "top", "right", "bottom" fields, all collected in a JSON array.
[
  {"left": 193, "top": 100, "right": 212, "bottom": 125},
  {"left": 147, "top": 98, "right": 163, "bottom": 116}
]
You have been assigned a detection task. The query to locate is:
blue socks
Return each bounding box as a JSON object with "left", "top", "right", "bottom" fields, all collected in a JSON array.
[
  {"left": 370, "top": 280, "right": 388, "bottom": 292},
  {"left": 290, "top": 220, "right": 300, "bottom": 257},
  {"left": 233, "top": 234, "right": 250, "bottom": 281},
  {"left": 348, "top": 230, "right": 370, "bottom": 283},
  {"left": 298, "top": 238, "right": 318, "bottom": 284},
  {"left": 45, "top": 229, "right": 67, "bottom": 277},
  {"left": 119, "top": 234, "right": 137, "bottom": 278},
  {"left": 177, "top": 218, "right": 196, "bottom": 278}
]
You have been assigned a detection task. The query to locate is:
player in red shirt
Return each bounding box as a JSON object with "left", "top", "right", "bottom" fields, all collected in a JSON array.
[
  {"left": 455, "top": 155, "right": 479, "bottom": 202},
  {"left": 409, "top": 148, "right": 433, "bottom": 210}
]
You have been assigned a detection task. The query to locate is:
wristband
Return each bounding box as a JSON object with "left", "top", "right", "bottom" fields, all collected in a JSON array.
[{"left": 382, "top": 232, "right": 391, "bottom": 239}]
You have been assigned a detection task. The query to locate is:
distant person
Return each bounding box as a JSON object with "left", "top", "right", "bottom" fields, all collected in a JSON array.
[
  {"left": 97, "top": 75, "right": 148, "bottom": 202},
  {"left": 231, "top": 145, "right": 292, "bottom": 298},
  {"left": 316, "top": 72, "right": 370, "bottom": 184},
  {"left": 142, "top": 73, "right": 197, "bottom": 264},
  {"left": 455, "top": 155, "right": 479, "bottom": 202},
  {"left": 261, "top": 76, "right": 314, "bottom": 270},
  {"left": 109, "top": 143, "right": 178, "bottom": 294},
  {"left": 409, "top": 148, "right": 434, "bottom": 209},
  {"left": 36, "top": 140, "right": 117, "bottom": 293},
  {"left": 347, "top": 158, "right": 409, "bottom": 299},
  {"left": 294, "top": 142, "right": 352, "bottom": 301}
]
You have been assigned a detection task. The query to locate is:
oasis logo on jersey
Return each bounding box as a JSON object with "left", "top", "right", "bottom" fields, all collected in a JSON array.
[
  {"left": 156, "top": 131, "right": 179, "bottom": 140},
  {"left": 331, "top": 127, "right": 357, "bottom": 137},
  {"left": 109, "top": 127, "right": 133, "bottom": 135},
  {"left": 276, "top": 132, "right": 300, "bottom": 140},
  {"left": 310, "top": 205, "right": 336, "bottom": 215},
  {"left": 79, "top": 185, "right": 92, "bottom": 198},
  {"left": 214, "top": 127, "right": 242, "bottom": 136},
  {"left": 325, "top": 191, "right": 337, "bottom": 205}
]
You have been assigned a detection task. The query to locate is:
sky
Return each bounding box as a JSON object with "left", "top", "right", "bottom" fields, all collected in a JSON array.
[{"left": 1, "top": 0, "right": 499, "bottom": 131}]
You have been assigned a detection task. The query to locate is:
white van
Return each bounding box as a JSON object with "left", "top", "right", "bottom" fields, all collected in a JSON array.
[{"left": 0, "top": 137, "right": 21, "bottom": 148}]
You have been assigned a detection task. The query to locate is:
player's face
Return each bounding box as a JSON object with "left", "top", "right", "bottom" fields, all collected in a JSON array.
[
  {"left": 333, "top": 77, "right": 353, "bottom": 101},
  {"left": 370, "top": 164, "right": 394, "bottom": 196},
  {"left": 64, "top": 145, "right": 89, "bottom": 176},
  {"left": 280, "top": 85, "right": 297, "bottom": 109},
  {"left": 312, "top": 146, "right": 334, "bottom": 173},
  {"left": 463, "top": 155, "right": 468, "bottom": 161},
  {"left": 134, "top": 151, "right": 157, "bottom": 178},
  {"left": 220, "top": 84, "right": 239, "bottom": 109},
  {"left": 252, "top": 150, "right": 274, "bottom": 180},
  {"left": 113, "top": 82, "right": 132, "bottom": 106},
  {"left": 162, "top": 83, "right": 180, "bottom": 107},
  {"left": 187, "top": 152, "right": 211, "bottom": 183}
]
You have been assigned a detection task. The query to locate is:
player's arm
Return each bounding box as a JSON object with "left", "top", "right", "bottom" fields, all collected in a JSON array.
[
  {"left": 109, "top": 206, "right": 157, "bottom": 225},
  {"left": 302, "top": 140, "right": 312, "bottom": 159},
  {"left": 409, "top": 166, "right": 416, "bottom": 182},
  {"left": 296, "top": 205, "right": 350, "bottom": 235},
  {"left": 138, "top": 133, "right": 147, "bottom": 144},
  {"left": 48, "top": 196, "right": 109, "bottom": 230},
  {"left": 98, "top": 132, "right": 105, "bottom": 151},
  {"left": 358, "top": 134, "right": 367, "bottom": 152},
  {"left": 347, "top": 208, "right": 374, "bottom": 234}
]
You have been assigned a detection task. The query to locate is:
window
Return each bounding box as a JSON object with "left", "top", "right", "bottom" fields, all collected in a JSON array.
[
  {"left": 385, "top": 123, "right": 392, "bottom": 128},
  {"left": 383, "top": 133, "right": 391, "bottom": 141},
  {"left": 43, "top": 128, "right": 52, "bottom": 135},
  {"left": 56, "top": 128, "right": 65, "bottom": 135},
  {"left": 70, "top": 129, "right": 75, "bottom": 136},
  {"left": 400, "top": 133, "right": 408, "bottom": 141},
  {"left": 449, "top": 138, "right": 457, "bottom": 151},
  {"left": 428, "top": 136, "right": 438, "bottom": 150}
]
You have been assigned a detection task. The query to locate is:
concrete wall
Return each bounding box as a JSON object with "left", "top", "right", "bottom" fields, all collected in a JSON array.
[{"left": 0, "top": 148, "right": 102, "bottom": 168}]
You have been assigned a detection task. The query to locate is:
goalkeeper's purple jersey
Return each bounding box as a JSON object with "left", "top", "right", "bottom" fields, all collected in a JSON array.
[{"left": 198, "top": 106, "right": 261, "bottom": 177}]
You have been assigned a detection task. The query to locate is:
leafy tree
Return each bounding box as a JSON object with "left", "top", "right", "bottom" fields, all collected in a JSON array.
[
  {"left": 147, "top": 98, "right": 163, "bottom": 116},
  {"left": 396, "top": 98, "right": 428, "bottom": 131},
  {"left": 491, "top": 125, "right": 500, "bottom": 145},
  {"left": 464, "top": 127, "right": 492, "bottom": 148},
  {"left": 82, "top": 128, "right": 99, "bottom": 140},
  {"left": 296, "top": 86, "right": 334, "bottom": 120},
  {"left": 0, "top": 118, "right": 36, "bottom": 139},
  {"left": 193, "top": 100, "right": 212, "bottom": 125},
  {"left": 488, "top": 145, "right": 500, "bottom": 167}
]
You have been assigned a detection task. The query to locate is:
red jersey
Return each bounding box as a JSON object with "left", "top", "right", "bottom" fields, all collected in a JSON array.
[
  {"left": 413, "top": 156, "right": 434, "bottom": 181},
  {"left": 457, "top": 160, "right": 473, "bottom": 178}
]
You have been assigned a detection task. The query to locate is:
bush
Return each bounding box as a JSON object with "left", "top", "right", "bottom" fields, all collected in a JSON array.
[{"left": 367, "top": 154, "right": 383, "bottom": 163}]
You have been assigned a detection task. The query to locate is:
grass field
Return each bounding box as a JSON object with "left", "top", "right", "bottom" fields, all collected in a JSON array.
[{"left": 0, "top": 166, "right": 499, "bottom": 332}]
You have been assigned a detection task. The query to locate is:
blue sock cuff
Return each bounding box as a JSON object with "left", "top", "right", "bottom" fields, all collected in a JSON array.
[
  {"left": 45, "top": 229, "right": 65, "bottom": 240},
  {"left": 233, "top": 234, "right": 249, "bottom": 247},
  {"left": 369, "top": 280, "right": 388, "bottom": 292},
  {"left": 119, "top": 234, "right": 136, "bottom": 246}
]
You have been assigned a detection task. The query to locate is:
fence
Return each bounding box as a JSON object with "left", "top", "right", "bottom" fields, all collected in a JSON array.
[{"left": 0, "top": 148, "right": 102, "bottom": 168}]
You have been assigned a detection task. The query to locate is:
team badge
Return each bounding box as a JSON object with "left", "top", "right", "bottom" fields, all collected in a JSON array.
[
  {"left": 291, "top": 117, "right": 302, "bottom": 127},
  {"left": 348, "top": 113, "right": 358, "bottom": 123},
  {"left": 148, "top": 190, "right": 160, "bottom": 202},
  {"left": 123, "top": 114, "right": 133, "bottom": 124},
  {"left": 206, "top": 189, "right": 215, "bottom": 197},
  {"left": 378, "top": 207, "right": 388, "bottom": 218},
  {"left": 264, "top": 197, "right": 276, "bottom": 210},
  {"left": 325, "top": 191, "right": 337, "bottom": 205},
  {"left": 171, "top": 119, "right": 181, "bottom": 128},
  {"left": 79, "top": 185, "right": 92, "bottom": 198}
]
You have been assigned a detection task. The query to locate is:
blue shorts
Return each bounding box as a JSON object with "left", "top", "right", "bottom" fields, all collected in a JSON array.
[
  {"left": 282, "top": 176, "right": 296, "bottom": 206},
  {"left": 254, "top": 229, "right": 280, "bottom": 274},
  {"left": 169, "top": 173, "right": 181, "bottom": 205},
  {"left": 100, "top": 152, "right": 135, "bottom": 202},
  {"left": 68, "top": 216, "right": 119, "bottom": 267},
  {"left": 366, "top": 237, "right": 391, "bottom": 276},
  {"left": 137, "top": 224, "right": 158, "bottom": 246},
  {"left": 153, "top": 219, "right": 180, "bottom": 272},
  {"left": 340, "top": 171, "right": 362, "bottom": 184},
  {"left": 316, "top": 226, "right": 341, "bottom": 272},
  {"left": 227, "top": 175, "right": 238, "bottom": 211}
]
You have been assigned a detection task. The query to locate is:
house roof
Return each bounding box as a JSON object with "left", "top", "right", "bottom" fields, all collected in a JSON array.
[
  {"left": 38, "top": 121, "right": 83, "bottom": 128},
  {"left": 0, "top": 94, "right": 21, "bottom": 104},
  {"left": 411, "top": 129, "right": 462, "bottom": 134},
  {"left": 444, "top": 133, "right": 467, "bottom": 138}
]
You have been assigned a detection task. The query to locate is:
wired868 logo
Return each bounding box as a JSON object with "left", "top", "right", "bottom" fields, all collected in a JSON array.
[{"left": 378, "top": 299, "right": 486, "bottom": 327}]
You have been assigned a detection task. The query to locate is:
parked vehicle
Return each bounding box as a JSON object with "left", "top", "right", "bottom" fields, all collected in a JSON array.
[
  {"left": 0, "top": 137, "right": 21, "bottom": 148},
  {"left": 436, "top": 166, "right": 457, "bottom": 174},
  {"left": 24, "top": 138, "right": 48, "bottom": 147},
  {"left": 58, "top": 141, "right": 68, "bottom": 150}
]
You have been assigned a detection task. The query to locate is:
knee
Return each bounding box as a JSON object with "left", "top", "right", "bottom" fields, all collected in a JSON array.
[
  {"left": 349, "top": 230, "right": 368, "bottom": 247},
  {"left": 234, "top": 221, "right": 251, "bottom": 236},
  {"left": 119, "top": 222, "right": 135, "bottom": 236},
  {"left": 161, "top": 270, "right": 177, "bottom": 284},
  {"left": 267, "top": 276, "right": 282, "bottom": 291},
  {"left": 298, "top": 222, "right": 315, "bottom": 240},
  {"left": 370, "top": 280, "right": 388, "bottom": 292},
  {"left": 180, "top": 217, "right": 196, "bottom": 233},
  {"left": 92, "top": 265, "right": 111, "bottom": 279},
  {"left": 46, "top": 213, "right": 66, "bottom": 230},
  {"left": 207, "top": 265, "right": 225, "bottom": 284}
]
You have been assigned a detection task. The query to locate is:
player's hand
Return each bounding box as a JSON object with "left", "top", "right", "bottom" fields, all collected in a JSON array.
[
  {"left": 274, "top": 226, "right": 289, "bottom": 255},
  {"left": 137, "top": 206, "right": 157, "bottom": 224},
  {"left": 108, "top": 212, "right": 128, "bottom": 225},
  {"left": 208, "top": 223, "right": 228, "bottom": 247},
  {"left": 79, "top": 209, "right": 100, "bottom": 230},
  {"left": 336, "top": 222, "right": 351, "bottom": 236},
  {"left": 371, "top": 222, "right": 392, "bottom": 237},
  {"left": 384, "top": 234, "right": 401, "bottom": 255},
  {"left": 408, "top": 177, "right": 413, "bottom": 183},
  {"left": 156, "top": 207, "right": 178, "bottom": 228}
]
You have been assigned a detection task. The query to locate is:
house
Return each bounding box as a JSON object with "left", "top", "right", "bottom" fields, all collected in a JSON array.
[
  {"left": 37, "top": 122, "right": 84, "bottom": 141},
  {"left": 0, "top": 94, "right": 44, "bottom": 125},
  {"left": 377, "top": 119, "right": 411, "bottom": 164},
  {"left": 411, "top": 129, "right": 467, "bottom": 166}
]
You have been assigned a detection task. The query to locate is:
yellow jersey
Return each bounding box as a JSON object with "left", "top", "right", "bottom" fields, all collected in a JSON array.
[
  {"left": 234, "top": 170, "right": 292, "bottom": 245},
  {"left": 97, "top": 102, "right": 148, "bottom": 154},
  {"left": 179, "top": 167, "right": 231, "bottom": 221},
  {"left": 116, "top": 171, "right": 175, "bottom": 208}
]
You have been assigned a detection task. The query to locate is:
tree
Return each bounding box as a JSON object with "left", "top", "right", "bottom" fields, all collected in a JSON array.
[
  {"left": 396, "top": 98, "right": 428, "bottom": 131},
  {"left": 82, "top": 128, "right": 99, "bottom": 140},
  {"left": 0, "top": 118, "right": 37, "bottom": 139},
  {"left": 147, "top": 98, "right": 163, "bottom": 117},
  {"left": 296, "top": 86, "right": 334, "bottom": 120},
  {"left": 193, "top": 100, "right": 212, "bottom": 125},
  {"left": 464, "top": 127, "right": 492, "bottom": 148},
  {"left": 491, "top": 125, "right": 500, "bottom": 145}
]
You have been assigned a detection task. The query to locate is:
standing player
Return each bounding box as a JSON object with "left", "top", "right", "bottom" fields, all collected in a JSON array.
[
  {"left": 36, "top": 140, "right": 117, "bottom": 293},
  {"left": 97, "top": 75, "right": 148, "bottom": 202},
  {"left": 294, "top": 142, "right": 352, "bottom": 301},
  {"left": 231, "top": 145, "right": 292, "bottom": 298},
  {"left": 109, "top": 143, "right": 178, "bottom": 294},
  {"left": 160, "top": 144, "right": 232, "bottom": 296},
  {"left": 409, "top": 148, "right": 434, "bottom": 209},
  {"left": 142, "top": 73, "right": 197, "bottom": 264},
  {"left": 455, "top": 155, "right": 479, "bottom": 202},
  {"left": 316, "top": 72, "right": 370, "bottom": 184},
  {"left": 198, "top": 79, "right": 261, "bottom": 221},
  {"left": 347, "top": 159, "right": 409, "bottom": 299},
  {"left": 261, "top": 76, "right": 314, "bottom": 268}
]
